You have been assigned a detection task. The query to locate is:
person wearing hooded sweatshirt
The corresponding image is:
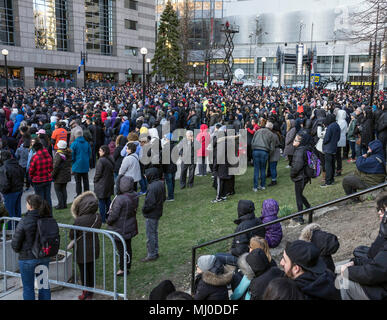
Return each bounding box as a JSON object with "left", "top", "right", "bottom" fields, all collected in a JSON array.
[
  {"left": 196, "top": 124, "right": 210, "bottom": 176},
  {"left": 141, "top": 167, "right": 166, "bottom": 262},
  {"left": 52, "top": 140, "right": 72, "bottom": 210},
  {"left": 193, "top": 255, "right": 233, "bottom": 300},
  {"left": 69, "top": 191, "right": 102, "bottom": 300},
  {"left": 29, "top": 141, "right": 53, "bottom": 210},
  {"left": 299, "top": 223, "right": 340, "bottom": 273},
  {"left": 12, "top": 112, "right": 24, "bottom": 137},
  {"left": 260, "top": 199, "right": 283, "bottom": 248},
  {"left": 280, "top": 240, "right": 341, "bottom": 300},
  {"left": 119, "top": 142, "right": 141, "bottom": 190},
  {"left": 339, "top": 194, "right": 387, "bottom": 300},
  {"left": 322, "top": 114, "right": 341, "bottom": 187},
  {"left": 107, "top": 175, "right": 139, "bottom": 276},
  {"left": 342, "top": 139, "right": 386, "bottom": 198},
  {"left": 290, "top": 131, "right": 313, "bottom": 225},
  {"left": 335, "top": 109, "right": 348, "bottom": 176},
  {"left": 216, "top": 200, "right": 266, "bottom": 267},
  {"left": 94, "top": 145, "right": 115, "bottom": 223},
  {"left": 283, "top": 119, "right": 296, "bottom": 168},
  {"left": 70, "top": 130, "right": 91, "bottom": 198},
  {"left": 119, "top": 116, "right": 130, "bottom": 137}
]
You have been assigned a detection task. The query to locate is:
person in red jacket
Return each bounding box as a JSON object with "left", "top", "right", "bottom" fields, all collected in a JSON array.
[{"left": 29, "top": 142, "right": 53, "bottom": 210}]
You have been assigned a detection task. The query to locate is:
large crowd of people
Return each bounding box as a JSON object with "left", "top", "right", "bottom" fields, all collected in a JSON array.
[{"left": 0, "top": 82, "right": 385, "bottom": 300}]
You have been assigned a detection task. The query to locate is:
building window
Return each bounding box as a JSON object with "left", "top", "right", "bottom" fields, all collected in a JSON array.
[
  {"left": 33, "top": 0, "right": 69, "bottom": 51},
  {"left": 0, "top": 0, "right": 14, "bottom": 46},
  {"left": 125, "top": 19, "right": 137, "bottom": 30},
  {"left": 125, "top": 0, "right": 138, "bottom": 10},
  {"left": 85, "top": 0, "right": 114, "bottom": 56},
  {"left": 316, "top": 56, "right": 344, "bottom": 73},
  {"left": 256, "top": 57, "right": 279, "bottom": 75},
  {"left": 124, "top": 46, "right": 138, "bottom": 56},
  {"left": 349, "top": 55, "right": 372, "bottom": 73}
]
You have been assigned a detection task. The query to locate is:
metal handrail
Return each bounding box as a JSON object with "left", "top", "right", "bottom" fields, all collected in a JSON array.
[
  {"left": 190, "top": 181, "right": 387, "bottom": 294},
  {"left": 0, "top": 217, "right": 128, "bottom": 300}
]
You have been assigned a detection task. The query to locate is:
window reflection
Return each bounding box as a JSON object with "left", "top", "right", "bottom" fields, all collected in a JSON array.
[
  {"left": 0, "top": 0, "right": 14, "bottom": 45},
  {"left": 33, "top": 0, "right": 68, "bottom": 51}
]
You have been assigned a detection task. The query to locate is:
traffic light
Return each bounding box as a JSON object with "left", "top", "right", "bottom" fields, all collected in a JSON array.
[{"left": 283, "top": 53, "right": 297, "bottom": 64}]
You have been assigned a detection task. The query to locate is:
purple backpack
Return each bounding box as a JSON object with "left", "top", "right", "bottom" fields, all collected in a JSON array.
[{"left": 305, "top": 150, "right": 321, "bottom": 178}]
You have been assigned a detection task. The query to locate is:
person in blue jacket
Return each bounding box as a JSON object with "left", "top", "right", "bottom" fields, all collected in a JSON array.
[
  {"left": 70, "top": 130, "right": 91, "bottom": 198},
  {"left": 342, "top": 139, "right": 386, "bottom": 198},
  {"left": 322, "top": 114, "right": 341, "bottom": 187},
  {"left": 12, "top": 112, "right": 24, "bottom": 137},
  {"left": 119, "top": 116, "right": 130, "bottom": 137}
]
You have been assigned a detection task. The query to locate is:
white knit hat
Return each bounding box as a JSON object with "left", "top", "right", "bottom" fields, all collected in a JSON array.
[{"left": 57, "top": 140, "right": 67, "bottom": 149}]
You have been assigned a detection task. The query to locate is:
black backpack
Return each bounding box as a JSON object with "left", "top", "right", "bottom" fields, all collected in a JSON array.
[{"left": 32, "top": 217, "right": 60, "bottom": 259}]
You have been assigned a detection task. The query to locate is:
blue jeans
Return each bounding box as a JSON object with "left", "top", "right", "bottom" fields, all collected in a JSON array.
[
  {"left": 349, "top": 141, "right": 356, "bottom": 159},
  {"left": 253, "top": 149, "right": 269, "bottom": 188},
  {"left": 139, "top": 175, "right": 147, "bottom": 193},
  {"left": 145, "top": 218, "right": 159, "bottom": 258},
  {"left": 98, "top": 198, "right": 111, "bottom": 223},
  {"left": 164, "top": 172, "right": 175, "bottom": 200},
  {"left": 3, "top": 191, "right": 22, "bottom": 230},
  {"left": 19, "top": 258, "right": 51, "bottom": 300},
  {"left": 215, "top": 253, "right": 238, "bottom": 267},
  {"left": 33, "top": 181, "right": 52, "bottom": 210},
  {"left": 269, "top": 161, "right": 277, "bottom": 181}
]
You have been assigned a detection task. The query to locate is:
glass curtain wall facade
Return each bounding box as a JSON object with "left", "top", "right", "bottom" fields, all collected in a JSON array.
[
  {"left": 85, "top": 0, "right": 114, "bottom": 56},
  {"left": 0, "top": 0, "right": 14, "bottom": 45},
  {"left": 33, "top": 0, "right": 68, "bottom": 51}
]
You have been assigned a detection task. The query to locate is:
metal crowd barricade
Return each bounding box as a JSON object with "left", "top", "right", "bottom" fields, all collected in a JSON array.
[{"left": 0, "top": 217, "right": 128, "bottom": 300}]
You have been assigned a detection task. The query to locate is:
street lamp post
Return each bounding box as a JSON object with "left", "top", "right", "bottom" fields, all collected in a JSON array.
[
  {"left": 193, "top": 63, "right": 197, "bottom": 84},
  {"left": 140, "top": 47, "right": 148, "bottom": 106},
  {"left": 261, "top": 57, "right": 266, "bottom": 88},
  {"left": 2, "top": 49, "right": 8, "bottom": 96},
  {"left": 146, "top": 58, "right": 151, "bottom": 89},
  {"left": 360, "top": 63, "right": 364, "bottom": 91}
]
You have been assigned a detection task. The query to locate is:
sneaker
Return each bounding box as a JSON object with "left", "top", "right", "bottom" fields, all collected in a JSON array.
[
  {"left": 253, "top": 188, "right": 258, "bottom": 192},
  {"left": 78, "top": 290, "right": 93, "bottom": 300},
  {"left": 166, "top": 198, "right": 175, "bottom": 202},
  {"left": 292, "top": 216, "right": 305, "bottom": 225},
  {"left": 137, "top": 191, "right": 146, "bottom": 196},
  {"left": 211, "top": 198, "right": 223, "bottom": 203},
  {"left": 141, "top": 255, "right": 158, "bottom": 262},
  {"left": 320, "top": 183, "right": 333, "bottom": 188},
  {"left": 261, "top": 186, "right": 266, "bottom": 190},
  {"left": 268, "top": 181, "right": 277, "bottom": 187},
  {"left": 286, "top": 165, "right": 291, "bottom": 168},
  {"left": 221, "top": 196, "right": 227, "bottom": 201},
  {"left": 334, "top": 171, "right": 342, "bottom": 177}
]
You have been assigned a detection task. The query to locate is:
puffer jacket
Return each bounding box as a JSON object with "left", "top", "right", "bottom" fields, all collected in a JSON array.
[
  {"left": 193, "top": 265, "right": 234, "bottom": 300},
  {"left": 261, "top": 199, "right": 283, "bottom": 248},
  {"left": 69, "top": 191, "right": 102, "bottom": 264},
  {"left": 52, "top": 148, "right": 72, "bottom": 184},
  {"left": 94, "top": 155, "right": 115, "bottom": 199},
  {"left": 323, "top": 114, "right": 340, "bottom": 154},
  {"left": 107, "top": 175, "right": 139, "bottom": 240},
  {"left": 0, "top": 158, "right": 24, "bottom": 194},
  {"left": 299, "top": 223, "right": 340, "bottom": 273},
  {"left": 11, "top": 209, "right": 40, "bottom": 260},
  {"left": 230, "top": 200, "right": 266, "bottom": 257},
  {"left": 290, "top": 145, "right": 309, "bottom": 182},
  {"left": 336, "top": 110, "right": 348, "bottom": 148}
]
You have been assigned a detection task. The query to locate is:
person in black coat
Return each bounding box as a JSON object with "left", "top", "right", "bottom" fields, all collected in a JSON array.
[
  {"left": 11, "top": 194, "right": 52, "bottom": 300},
  {"left": 299, "top": 223, "right": 340, "bottom": 273},
  {"left": 338, "top": 193, "right": 387, "bottom": 300},
  {"left": 141, "top": 167, "right": 166, "bottom": 262},
  {"left": 94, "top": 145, "right": 115, "bottom": 223},
  {"left": 322, "top": 114, "right": 341, "bottom": 186},
  {"left": 215, "top": 200, "right": 266, "bottom": 267},
  {"left": 375, "top": 102, "right": 387, "bottom": 160},
  {"left": 0, "top": 150, "right": 24, "bottom": 229},
  {"left": 113, "top": 135, "right": 127, "bottom": 179},
  {"left": 359, "top": 107, "right": 375, "bottom": 155},
  {"left": 162, "top": 134, "right": 177, "bottom": 201},
  {"left": 193, "top": 255, "right": 234, "bottom": 300},
  {"left": 290, "top": 130, "right": 312, "bottom": 225}
]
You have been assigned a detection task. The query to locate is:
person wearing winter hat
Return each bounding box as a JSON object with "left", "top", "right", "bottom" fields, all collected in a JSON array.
[
  {"left": 69, "top": 191, "right": 102, "bottom": 300},
  {"left": 193, "top": 255, "right": 233, "bottom": 300},
  {"left": 215, "top": 200, "right": 266, "bottom": 267},
  {"left": 280, "top": 240, "right": 341, "bottom": 300},
  {"left": 52, "top": 139, "right": 72, "bottom": 210}
]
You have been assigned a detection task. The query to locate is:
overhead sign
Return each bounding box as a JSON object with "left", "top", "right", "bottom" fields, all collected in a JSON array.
[{"left": 311, "top": 73, "right": 320, "bottom": 84}]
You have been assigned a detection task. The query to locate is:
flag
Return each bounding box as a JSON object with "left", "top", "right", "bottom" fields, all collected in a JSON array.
[{"left": 77, "top": 59, "right": 84, "bottom": 74}]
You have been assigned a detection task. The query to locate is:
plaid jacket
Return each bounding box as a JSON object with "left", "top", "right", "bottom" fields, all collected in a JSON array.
[{"left": 29, "top": 148, "right": 53, "bottom": 183}]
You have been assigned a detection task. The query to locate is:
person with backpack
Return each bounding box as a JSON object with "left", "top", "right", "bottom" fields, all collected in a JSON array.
[
  {"left": 11, "top": 194, "right": 54, "bottom": 300},
  {"left": 290, "top": 131, "right": 313, "bottom": 225}
]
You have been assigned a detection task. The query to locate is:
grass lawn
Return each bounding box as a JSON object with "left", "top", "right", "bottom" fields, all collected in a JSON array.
[{"left": 53, "top": 157, "right": 355, "bottom": 299}]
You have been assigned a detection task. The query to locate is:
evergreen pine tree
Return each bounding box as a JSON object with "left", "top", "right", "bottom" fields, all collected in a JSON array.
[{"left": 152, "top": 0, "right": 183, "bottom": 82}]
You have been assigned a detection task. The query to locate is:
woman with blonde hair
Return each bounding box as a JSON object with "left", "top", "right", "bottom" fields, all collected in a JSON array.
[{"left": 249, "top": 236, "right": 274, "bottom": 264}]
